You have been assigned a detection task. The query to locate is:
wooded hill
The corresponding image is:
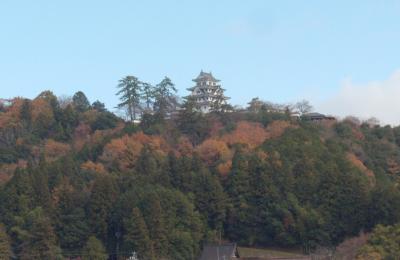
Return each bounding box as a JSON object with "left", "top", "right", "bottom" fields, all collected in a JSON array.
[{"left": 1, "top": 90, "right": 400, "bottom": 259}]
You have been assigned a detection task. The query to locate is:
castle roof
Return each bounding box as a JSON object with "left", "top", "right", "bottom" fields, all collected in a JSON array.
[{"left": 192, "top": 71, "right": 220, "bottom": 82}]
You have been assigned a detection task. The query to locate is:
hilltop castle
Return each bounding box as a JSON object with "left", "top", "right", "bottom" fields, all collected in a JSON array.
[{"left": 186, "top": 71, "right": 229, "bottom": 113}]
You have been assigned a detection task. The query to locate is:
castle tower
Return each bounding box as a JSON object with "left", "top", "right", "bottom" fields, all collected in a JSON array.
[{"left": 186, "top": 71, "right": 229, "bottom": 113}]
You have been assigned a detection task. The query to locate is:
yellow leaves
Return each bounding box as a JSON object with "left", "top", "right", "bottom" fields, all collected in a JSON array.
[{"left": 44, "top": 139, "right": 71, "bottom": 162}]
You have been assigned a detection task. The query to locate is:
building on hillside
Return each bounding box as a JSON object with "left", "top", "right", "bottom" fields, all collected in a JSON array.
[
  {"left": 302, "top": 112, "right": 335, "bottom": 121},
  {"left": 186, "top": 71, "right": 230, "bottom": 113},
  {"left": 0, "top": 99, "right": 12, "bottom": 107},
  {"left": 199, "top": 243, "right": 239, "bottom": 260}
]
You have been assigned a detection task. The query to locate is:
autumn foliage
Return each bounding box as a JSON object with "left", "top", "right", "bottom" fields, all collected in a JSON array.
[{"left": 100, "top": 132, "right": 169, "bottom": 171}]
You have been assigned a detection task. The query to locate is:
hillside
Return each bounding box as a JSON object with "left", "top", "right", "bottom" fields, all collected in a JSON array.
[{"left": 1, "top": 91, "right": 400, "bottom": 259}]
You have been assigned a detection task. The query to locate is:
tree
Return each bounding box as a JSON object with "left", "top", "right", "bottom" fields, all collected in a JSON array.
[
  {"left": 146, "top": 198, "right": 167, "bottom": 257},
  {"left": 247, "top": 97, "right": 265, "bottom": 113},
  {"left": 177, "top": 97, "right": 210, "bottom": 145},
  {"left": 87, "top": 175, "right": 118, "bottom": 242},
  {"left": 0, "top": 223, "right": 12, "bottom": 260},
  {"left": 82, "top": 236, "right": 108, "bottom": 260},
  {"left": 154, "top": 77, "right": 178, "bottom": 117},
  {"left": 357, "top": 224, "right": 400, "bottom": 259},
  {"left": 124, "top": 207, "right": 154, "bottom": 260},
  {"left": 92, "top": 100, "right": 107, "bottom": 112},
  {"left": 141, "top": 82, "right": 155, "bottom": 112},
  {"left": 294, "top": 99, "right": 313, "bottom": 115},
  {"left": 18, "top": 207, "right": 62, "bottom": 260},
  {"left": 72, "top": 91, "right": 90, "bottom": 112},
  {"left": 116, "top": 76, "right": 143, "bottom": 121}
]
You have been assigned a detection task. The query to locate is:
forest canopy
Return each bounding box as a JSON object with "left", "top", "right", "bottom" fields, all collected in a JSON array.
[{"left": 1, "top": 87, "right": 400, "bottom": 259}]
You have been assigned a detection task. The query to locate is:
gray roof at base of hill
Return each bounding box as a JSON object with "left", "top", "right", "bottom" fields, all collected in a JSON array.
[{"left": 199, "top": 243, "right": 239, "bottom": 260}]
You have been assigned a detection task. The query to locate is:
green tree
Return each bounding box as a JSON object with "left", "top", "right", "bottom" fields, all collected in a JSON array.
[
  {"left": 177, "top": 97, "right": 210, "bottom": 145},
  {"left": 0, "top": 223, "right": 12, "bottom": 260},
  {"left": 124, "top": 207, "right": 154, "bottom": 260},
  {"left": 72, "top": 91, "right": 91, "bottom": 112},
  {"left": 92, "top": 100, "right": 106, "bottom": 112},
  {"left": 357, "top": 224, "right": 400, "bottom": 259},
  {"left": 18, "top": 207, "right": 62, "bottom": 260},
  {"left": 82, "top": 236, "right": 108, "bottom": 260},
  {"left": 116, "top": 75, "right": 142, "bottom": 121},
  {"left": 194, "top": 169, "right": 226, "bottom": 230},
  {"left": 87, "top": 175, "right": 118, "bottom": 242},
  {"left": 141, "top": 82, "right": 155, "bottom": 112},
  {"left": 146, "top": 198, "right": 167, "bottom": 257},
  {"left": 154, "top": 77, "right": 177, "bottom": 117}
]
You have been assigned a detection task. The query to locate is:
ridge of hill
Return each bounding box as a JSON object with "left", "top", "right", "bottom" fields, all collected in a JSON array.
[{"left": 1, "top": 91, "right": 400, "bottom": 259}]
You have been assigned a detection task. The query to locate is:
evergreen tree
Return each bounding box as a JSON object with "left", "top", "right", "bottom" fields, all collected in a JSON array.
[
  {"left": 31, "top": 157, "right": 52, "bottom": 213},
  {"left": 92, "top": 100, "right": 107, "bottom": 112},
  {"left": 0, "top": 223, "right": 12, "bottom": 260},
  {"left": 146, "top": 198, "right": 167, "bottom": 257},
  {"left": 141, "top": 82, "right": 155, "bottom": 112},
  {"left": 72, "top": 91, "right": 91, "bottom": 112},
  {"left": 82, "top": 236, "right": 108, "bottom": 260},
  {"left": 116, "top": 76, "right": 143, "bottom": 121},
  {"left": 124, "top": 207, "right": 154, "bottom": 260},
  {"left": 153, "top": 77, "right": 177, "bottom": 117},
  {"left": 195, "top": 169, "right": 227, "bottom": 231},
  {"left": 55, "top": 180, "right": 89, "bottom": 255},
  {"left": 18, "top": 207, "right": 62, "bottom": 260},
  {"left": 87, "top": 175, "right": 118, "bottom": 243}
]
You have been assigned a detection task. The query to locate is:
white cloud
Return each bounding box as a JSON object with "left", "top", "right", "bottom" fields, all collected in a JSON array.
[{"left": 315, "top": 70, "right": 400, "bottom": 126}]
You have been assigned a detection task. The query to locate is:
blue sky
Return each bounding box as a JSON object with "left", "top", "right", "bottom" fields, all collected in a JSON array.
[{"left": 1, "top": 1, "right": 400, "bottom": 123}]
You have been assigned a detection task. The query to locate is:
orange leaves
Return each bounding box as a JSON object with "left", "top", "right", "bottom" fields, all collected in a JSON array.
[
  {"left": 100, "top": 132, "right": 169, "bottom": 171},
  {"left": 220, "top": 121, "right": 268, "bottom": 148},
  {"left": 217, "top": 160, "right": 232, "bottom": 176},
  {"left": 73, "top": 123, "right": 91, "bottom": 151},
  {"left": 44, "top": 139, "right": 71, "bottom": 162},
  {"left": 218, "top": 120, "right": 292, "bottom": 148},
  {"left": 175, "top": 136, "right": 194, "bottom": 157},
  {"left": 0, "top": 98, "right": 24, "bottom": 128},
  {"left": 266, "top": 120, "right": 292, "bottom": 139},
  {"left": 81, "top": 161, "right": 106, "bottom": 174},
  {"left": 387, "top": 158, "right": 400, "bottom": 175},
  {"left": 347, "top": 153, "right": 375, "bottom": 185},
  {"left": 31, "top": 96, "right": 54, "bottom": 123},
  {"left": 195, "top": 139, "right": 231, "bottom": 166}
]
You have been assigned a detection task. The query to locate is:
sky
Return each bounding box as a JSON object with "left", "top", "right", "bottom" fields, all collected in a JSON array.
[{"left": 1, "top": 1, "right": 400, "bottom": 124}]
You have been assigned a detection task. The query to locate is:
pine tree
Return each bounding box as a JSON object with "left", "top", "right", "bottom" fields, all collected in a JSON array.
[
  {"left": 146, "top": 198, "right": 168, "bottom": 257},
  {"left": 18, "top": 207, "right": 62, "bottom": 260},
  {"left": 116, "top": 76, "right": 143, "bottom": 121},
  {"left": 153, "top": 77, "right": 177, "bottom": 118},
  {"left": 72, "top": 91, "right": 91, "bottom": 112},
  {"left": 0, "top": 223, "right": 12, "bottom": 260},
  {"left": 82, "top": 236, "right": 108, "bottom": 260},
  {"left": 124, "top": 207, "right": 154, "bottom": 260},
  {"left": 87, "top": 175, "right": 118, "bottom": 242},
  {"left": 141, "top": 82, "right": 155, "bottom": 112},
  {"left": 31, "top": 157, "right": 52, "bottom": 213}
]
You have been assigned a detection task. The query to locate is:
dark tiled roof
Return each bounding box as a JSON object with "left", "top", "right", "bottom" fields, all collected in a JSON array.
[
  {"left": 193, "top": 71, "right": 220, "bottom": 82},
  {"left": 199, "top": 243, "right": 239, "bottom": 260}
]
